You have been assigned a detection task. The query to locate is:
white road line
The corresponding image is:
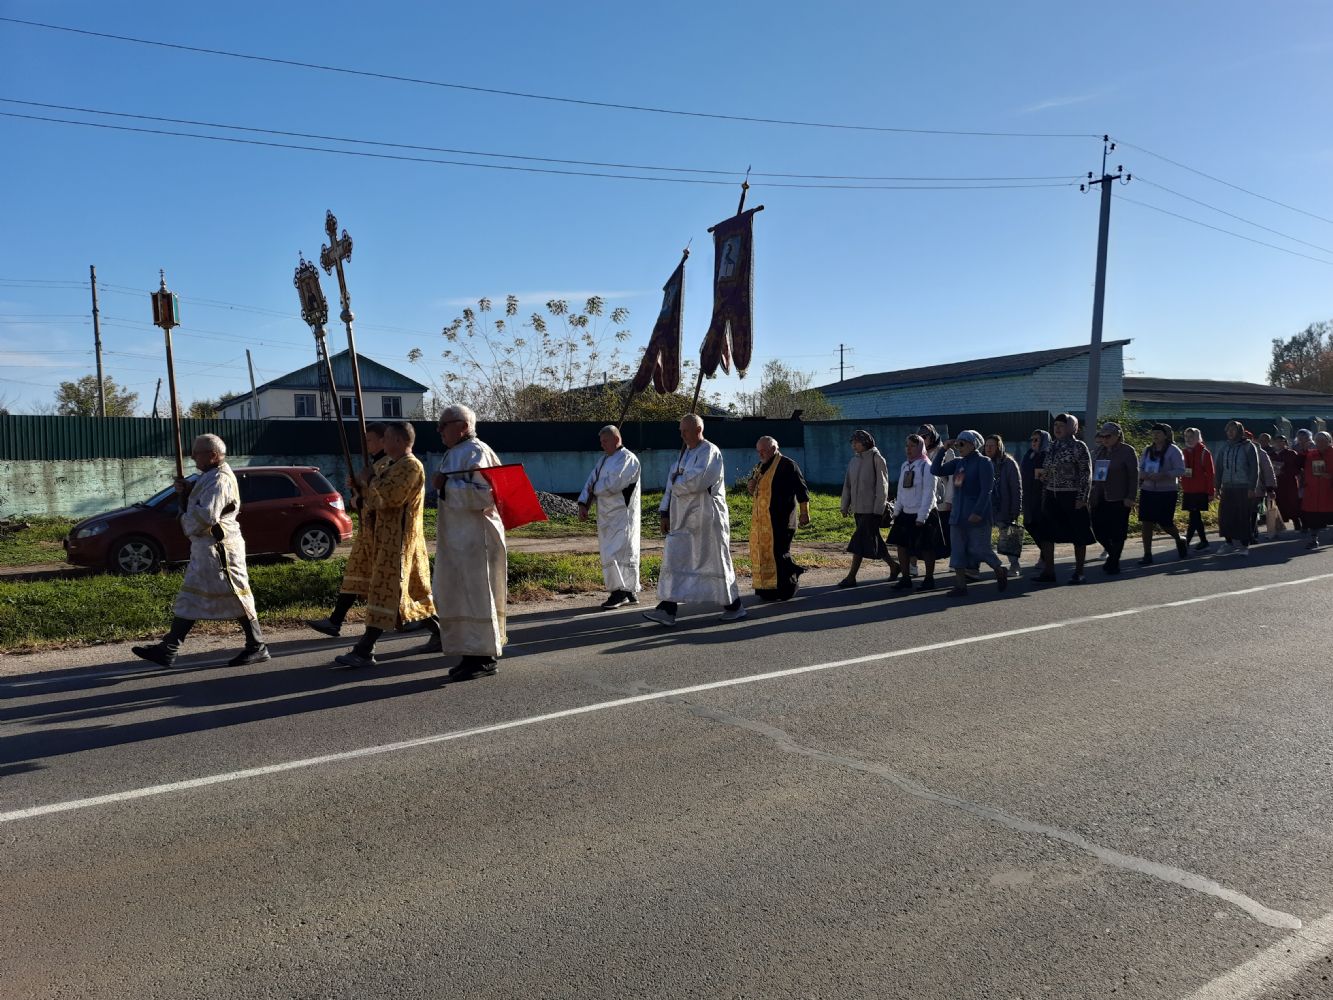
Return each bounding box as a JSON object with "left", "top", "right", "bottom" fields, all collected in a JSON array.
[
  {"left": 1179, "top": 911, "right": 1333, "bottom": 999},
  {"left": 3, "top": 570, "right": 1332, "bottom": 826}
]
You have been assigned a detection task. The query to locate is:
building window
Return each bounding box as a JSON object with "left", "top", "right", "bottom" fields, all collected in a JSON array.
[
  {"left": 381, "top": 396, "right": 402, "bottom": 418},
  {"left": 340, "top": 395, "right": 360, "bottom": 417},
  {"left": 294, "top": 393, "right": 317, "bottom": 418}
]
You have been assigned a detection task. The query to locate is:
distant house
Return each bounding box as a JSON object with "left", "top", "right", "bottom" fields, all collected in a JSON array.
[
  {"left": 1124, "top": 377, "right": 1333, "bottom": 430},
  {"left": 217, "top": 350, "right": 428, "bottom": 421},
  {"left": 816, "top": 341, "right": 1129, "bottom": 420}
]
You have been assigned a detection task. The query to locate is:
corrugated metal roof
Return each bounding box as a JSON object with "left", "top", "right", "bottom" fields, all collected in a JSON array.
[
  {"left": 818, "top": 341, "right": 1132, "bottom": 395},
  {"left": 1124, "top": 377, "right": 1333, "bottom": 410}
]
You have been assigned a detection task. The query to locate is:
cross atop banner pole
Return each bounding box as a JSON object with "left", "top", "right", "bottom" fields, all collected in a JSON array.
[{"left": 320, "top": 210, "right": 371, "bottom": 469}]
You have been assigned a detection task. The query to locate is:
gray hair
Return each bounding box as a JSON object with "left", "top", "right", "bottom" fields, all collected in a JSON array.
[
  {"left": 680, "top": 413, "right": 704, "bottom": 433},
  {"left": 193, "top": 433, "right": 226, "bottom": 457},
  {"left": 440, "top": 403, "right": 477, "bottom": 435},
  {"left": 757, "top": 435, "right": 779, "bottom": 451},
  {"left": 598, "top": 424, "right": 622, "bottom": 440},
  {"left": 1316, "top": 431, "right": 1333, "bottom": 447}
]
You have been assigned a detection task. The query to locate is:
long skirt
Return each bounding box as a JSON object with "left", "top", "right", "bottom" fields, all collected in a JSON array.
[
  {"left": 1091, "top": 500, "right": 1131, "bottom": 561},
  {"left": 1302, "top": 511, "right": 1332, "bottom": 531},
  {"left": 755, "top": 528, "right": 803, "bottom": 602},
  {"left": 887, "top": 509, "right": 948, "bottom": 559},
  {"left": 1218, "top": 486, "right": 1256, "bottom": 544},
  {"left": 846, "top": 512, "right": 889, "bottom": 559},
  {"left": 1037, "top": 491, "right": 1096, "bottom": 546},
  {"left": 1138, "top": 489, "right": 1179, "bottom": 528}
]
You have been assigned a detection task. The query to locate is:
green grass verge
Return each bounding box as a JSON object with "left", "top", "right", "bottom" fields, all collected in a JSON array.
[{"left": 0, "top": 518, "right": 76, "bottom": 567}]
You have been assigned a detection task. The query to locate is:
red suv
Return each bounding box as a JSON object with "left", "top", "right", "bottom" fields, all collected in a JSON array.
[{"left": 64, "top": 466, "right": 354, "bottom": 575}]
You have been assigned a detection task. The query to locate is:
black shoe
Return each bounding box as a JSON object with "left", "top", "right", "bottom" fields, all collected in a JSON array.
[
  {"left": 305, "top": 617, "right": 341, "bottom": 638},
  {"left": 228, "top": 644, "right": 271, "bottom": 667},
  {"left": 332, "top": 650, "right": 377, "bottom": 670},
  {"left": 1138, "top": 554, "right": 1154, "bottom": 566},
  {"left": 995, "top": 565, "right": 1008, "bottom": 592},
  {"left": 601, "top": 591, "right": 633, "bottom": 609},
  {"left": 447, "top": 657, "right": 499, "bottom": 681},
  {"left": 836, "top": 577, "right": 859, "bottom": 588},
  {"left": 417, "top": 634, "right": 443, "bottom": 654},
  {"left": 131, "top": 643, "right": 177, "bottom": 667},
  {"left": 917, "top": 577, "right": 935, "bottom": 591},
  {"left": 1176, "top": 539, "right": 1189, "bottom": 559},
  {"left": 891, "top": 577, "right": 914, "bottom": 591},
  {"left": 963, "top": 570, "right": 982, "bottom": 582},
  {"left": 1032, "top": 573, "right": 1058, "bottom": 584},
  {"left": 1103, "top": 560, "right": 1121, "bottom": 575},
  {"left": 1067, "top": 573, "right": 1086, "bottom": 585},
  {"left": 1192, "top": 540, "right": 1210, "bottom": 552},
  {"left": 887, "top": 560, "right": 902, "bottom": 581},
  {"left": 947, "top": 585, "right": 968, "bottom": 597}
]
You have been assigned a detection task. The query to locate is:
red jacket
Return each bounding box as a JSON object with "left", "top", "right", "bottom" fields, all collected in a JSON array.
[
  {"left": 1302, "top": 447, "right": 1333, "bottom": 514},
  {"left": 1181, "top": 443, "right": 1215, "bottom": 495}
]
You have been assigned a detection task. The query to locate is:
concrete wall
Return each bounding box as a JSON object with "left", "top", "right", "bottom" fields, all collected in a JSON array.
[{"left": 826, "top": 348, "right": 1125, "bottom": 420}]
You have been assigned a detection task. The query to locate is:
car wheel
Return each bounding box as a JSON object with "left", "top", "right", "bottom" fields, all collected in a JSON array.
[
  {"left": 294, "top": 523, "right": 336, "bottom": 561},
  {"left": 110, "top": 536, "right": 163, "bottom": 575}
]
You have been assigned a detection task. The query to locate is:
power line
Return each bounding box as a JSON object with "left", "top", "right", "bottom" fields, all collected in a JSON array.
[
  {"left": 0, "top": 110, "right": 1083, "bottom": 192},
  {"left": 1113, "top": 138, "right": 1333, "bottom": 227},
  {"left": 0, "top": 98, "right": 1085, "bottom": 184},
  {"left": 1114, "top": 192, "right": 1333, "bottom": 266},
  {"left": 0, "top": 17, "right": 1101, "bottom": 140},
  {"left": 1135, "top": 177, "right": 1333, "bottom": 256}
]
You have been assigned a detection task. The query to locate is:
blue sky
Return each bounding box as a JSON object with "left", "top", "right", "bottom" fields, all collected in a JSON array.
[{"left": 1, "top": 1, "right": 1330, "bottom": 414}]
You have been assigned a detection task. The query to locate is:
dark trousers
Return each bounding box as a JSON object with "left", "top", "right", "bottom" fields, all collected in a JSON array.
[
  {"left": 1091, "top": 500, "right": 1131, "bottom": 567},
  {"left": 757, "top": 528, "right": 802, "bottom": 601}
]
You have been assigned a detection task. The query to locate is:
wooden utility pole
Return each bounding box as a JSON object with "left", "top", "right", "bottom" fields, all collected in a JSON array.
[
  {"left": 90, "top": 265, "right": 105, "bottom": 417},
  {"left": 1081, "top": 137, "right": 1130, "bottom": 440},
  {"left": 245, "top": 349, "right": 261, "bottom": 420}
]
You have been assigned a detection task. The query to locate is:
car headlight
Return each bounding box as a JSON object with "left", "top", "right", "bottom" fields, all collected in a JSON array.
[{"left": 75, "top": 522, "right": 109, "bottom": 539}]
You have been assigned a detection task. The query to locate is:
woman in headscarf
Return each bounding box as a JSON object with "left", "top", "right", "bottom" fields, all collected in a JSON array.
[
  {"left": 1089, "top": 421, "right": 1139, "bottom": 575},
  {"left": 1180, "top": 427, "right": 1215, "bottom": 551},
  {"left": 1033, "top": 413, "right": 1095, "bottom": 584},
  {"left": 838, "top": 429, "right": 900, "bottom": 587},
  {"left": 918, "top": 423, "right": 954, "bottom": 565},
  {"left": 886, "top": 433, "right": 944, "bottom": 591},
  {"left": 1269, "top": 434, "right": 1303, "bottom": 535},
  {"left": 930, "top": 430, "right": 1008, "bottom": 597},
  {"left": 1020, "top": 429, "right": 1050, "bottom": 575},
  {"left": 1137, "top": 422, "right": 1189, "bottom": 563},
  {"left": 985, "top": 434, "right": 1023, "bottom": 576},
  {"left": 1301, "top": 430, "right": 1333, "bottom": 549},
  {"left": 1214, "top": 420, "right": 1262, "bottom": 553}
]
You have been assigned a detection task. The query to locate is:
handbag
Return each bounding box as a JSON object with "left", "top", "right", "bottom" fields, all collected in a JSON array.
[
  {"left": 996, "top": 522, "right": 1024, "bottom": 557},
  {"left": 880, "top": 502, "right": 895, "bottom": 529}
]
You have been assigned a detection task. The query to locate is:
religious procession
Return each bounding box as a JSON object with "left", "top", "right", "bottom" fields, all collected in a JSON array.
[{"left": 123, "top": 190, "right": 1333, "bottom": 682}]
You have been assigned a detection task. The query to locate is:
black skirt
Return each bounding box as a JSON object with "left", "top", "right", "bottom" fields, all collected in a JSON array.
[
  {"left": 1180, "top": 491, "right": 1210, "bottom": 512},
  {"left": 1138, "top": 489, "right": 1179, "bottom": 526},
  {"left": 846, "top": 512, "right": 889, "bottom": 559},
  {"left": 1037, "top": 491, "right": 1097, "bottom": 545},
  {"left": 886, "top": 509, "right": 947, "bottom": 557}
]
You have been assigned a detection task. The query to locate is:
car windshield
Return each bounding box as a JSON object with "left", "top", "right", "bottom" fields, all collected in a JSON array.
[{"left": 140, "top": 475, "right": 199, "bottom": 507}]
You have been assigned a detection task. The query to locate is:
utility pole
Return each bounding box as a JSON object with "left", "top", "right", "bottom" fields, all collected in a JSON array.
[
  {"left": 151, "top": 378, "right": 161, "bottom": 418},
  {"left": 1081, "top": 137, "right": 1130, "bottom": 440},
  {"left": 836, "top": 343, "right": 853, "bottom": 382},
  {"left": 245, "top": 349, "right": 261, "bottom": 420},
  {"left": 90, "top": 265, "right": 106, "bottom": 416}
]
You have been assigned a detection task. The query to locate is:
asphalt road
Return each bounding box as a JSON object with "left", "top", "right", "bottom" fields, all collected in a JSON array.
[{"left": 3, "top": 543, "right": 1333, "bottom": 999}]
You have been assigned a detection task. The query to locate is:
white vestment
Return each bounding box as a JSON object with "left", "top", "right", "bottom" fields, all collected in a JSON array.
[
  {"left": 433, "top": 438, "right": 507, "bottom": 657},
  {"left": 657, "top": 440, "right": 739, "bottom": 605},
  {"left": 173, "top": 462, "right": 256, "bottom": 621},
  {"left": 578, "top": 446, "right": 642, "bottom": 593}
]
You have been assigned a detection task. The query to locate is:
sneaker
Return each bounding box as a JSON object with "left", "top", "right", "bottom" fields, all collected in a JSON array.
[
  {"left": 1007, "top": 564, "right": 1022, "bottom": 578},
  {"left": 1095, "top": 549, "right": 1108, "bottom": 561},
  {"left": 995, "top": 565, "right": 1008, "bottom": 592},
  {"left": 305, "top": 617, "right": 341, "bottom": 638},
  {"left": 1237, "top": 545, "right": 1250, "bottom": 557},
  {"left": 601, "top": 591, "right": 633, "bottom": 610},
  {"left": 228, "top": 644, "right": 271, "bottom": 667},
  {"left": 417, "top": 634, "right": 443, "bottom": 654},
  {"left": 1176, "top": 539, "right": 1189, "bottom": 559},
  {"left": 332, "top": 650, "right": 377, "bottom": 670},
  {"left": 719, "top": 604, "right": 748, "bottom": 622},
  {"left": 642, "top": 608, "right": 676, "bottom": 627},
  {"left": 131, "top": 643, "right": 177, "bottom": 667}
]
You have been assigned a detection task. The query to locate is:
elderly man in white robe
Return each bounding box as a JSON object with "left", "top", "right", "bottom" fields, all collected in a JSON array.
[
  {"left": 132, "top": 434, "right": 269, "bottom": 667},
  {"left": 578, "top": 424, "right": 642, "bottom": 609},
  {"left": 430, "top": 403, "right": 507, "bottom": 681},
  {"left": 642, "top": 414, "right": 744, "bottom": 627}
]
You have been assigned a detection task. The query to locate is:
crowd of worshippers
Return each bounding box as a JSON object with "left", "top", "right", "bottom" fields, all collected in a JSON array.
[{"left": 129, "top": 410, "right": 1333, "bottom": 675}]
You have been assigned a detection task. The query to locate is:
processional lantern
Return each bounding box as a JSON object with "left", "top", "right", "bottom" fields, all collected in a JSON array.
[{"left": 150, "top": 270, "right": 186, "bottom": 478}]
